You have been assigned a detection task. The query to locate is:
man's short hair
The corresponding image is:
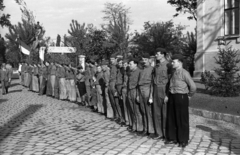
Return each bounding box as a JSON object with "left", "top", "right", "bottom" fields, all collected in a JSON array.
[
  {"left": 155, "top": 47, "right": 167, "bottom": 55},
  {"left": 129, "top": 57, "right": 139, "bottom": 64}
]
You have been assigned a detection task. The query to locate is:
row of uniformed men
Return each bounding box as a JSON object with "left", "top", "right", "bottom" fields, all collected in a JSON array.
[
  {"left": 83, "top": 48, "right": 196, "bottom": 148},
  {"left": 19, "top": 61, "right": 81, "bottom": 102}
]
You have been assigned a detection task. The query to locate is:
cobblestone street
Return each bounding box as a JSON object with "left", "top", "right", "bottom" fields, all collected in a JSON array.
[{"left": 0, "top": 80, "right": 240, "bottom": 155}]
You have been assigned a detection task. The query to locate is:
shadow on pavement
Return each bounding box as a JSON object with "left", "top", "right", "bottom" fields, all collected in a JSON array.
[
  {"left": 8, "top": 89, "right": 22, "bottom": 94},
  {"left": 196, "top": 122, "right": 240, "bottom": 154},
  {"left": 0, "top": 104, "right": 43, "bottom": 143},
  {"left": 0, "top": 99, "right": 8, "bottom": 104}
]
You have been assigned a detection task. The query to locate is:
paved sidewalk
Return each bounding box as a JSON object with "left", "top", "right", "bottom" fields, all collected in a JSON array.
[{"left": 0, "top": 81, "right": 240, "bottom": 155}]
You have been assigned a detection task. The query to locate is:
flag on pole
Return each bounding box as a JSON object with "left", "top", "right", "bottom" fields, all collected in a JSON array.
[
  {"left": 18, "top": 39, "right": 31, "bottom": 55},
  {"left": 39, "top": 47, "right": 45, "bottom": 61}
]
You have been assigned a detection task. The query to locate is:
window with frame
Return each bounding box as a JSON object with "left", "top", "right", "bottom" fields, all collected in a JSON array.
[{"left": 224, "top": 0, "right": 239, "bottom": 35}]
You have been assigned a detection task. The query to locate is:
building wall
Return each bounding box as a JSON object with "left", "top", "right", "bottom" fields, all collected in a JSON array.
[{"left": 195, "top": 0, "right": 240, "bottom": 79}]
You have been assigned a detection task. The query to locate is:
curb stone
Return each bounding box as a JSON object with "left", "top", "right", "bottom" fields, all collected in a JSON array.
[{"left": 189, "top": 108, "right": 240, "bottom": 126}]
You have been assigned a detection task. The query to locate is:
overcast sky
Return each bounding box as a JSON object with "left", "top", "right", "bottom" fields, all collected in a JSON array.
[{"left": 1, "top": 0, "right": 196, "bottom": 40}]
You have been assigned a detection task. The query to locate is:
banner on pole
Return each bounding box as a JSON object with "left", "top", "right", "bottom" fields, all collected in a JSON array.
[
  {"left": 18, "top": 40, "right": 31, "bottom": 55},
  {"left": 47, "top": 47, "right": 76, "bottom": 53}
]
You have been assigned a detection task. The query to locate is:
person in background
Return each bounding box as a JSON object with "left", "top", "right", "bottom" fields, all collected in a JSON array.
[
  {"left": 50, "top": 61, "right": 57, "bottom": 97},
  {"left": 108, "top": 55, "right": 118, "bottom": 121},
  {"left": 6, "top": 62, "right": 13, "bottom": 93},
  {"left": 59, "top": 63, "right": 67, "bottom": 100},
  {"left": 21, "top": 61, "right": 26, "bottom": 86},
  {"left": 76, "top": 66, "right": 87, "bottom": 105},
  {"left": 46, "top": 61, "right": 52, "bottom": 96},
  {"left": 32, "top": 63, "right": 39, "bottom": 92},
  {"left": 0, "top": 63, "right": 8, "bottom": 95},
  {"left": 115, "top": 58, "right": 125, "bottom": 125},
  {"left": 18, "top": 62, "right": 22, "bottom": 84},
  {"left": 122, "top": 59, "right": 130, "bottom": 127},
  {"left": 93, "top": 65, "right": 105, "bottom": 114},
  {"left": 68, "top": 63, "right": 77, "bottom": 102},
  {"left": 166, "top": 54, "right": 196, "bottom": 148},
  {"left": 84, "top": 61, "right": 92, "bottom": 106},
  {"left": 28, "top": 63, "right": 33, "bottom": 91},
  {"left": 102, "top": 60, "right": 113, "bottom": 119},
  {"left": 54, "top": 62, "right": 60, "bottom": 99}
]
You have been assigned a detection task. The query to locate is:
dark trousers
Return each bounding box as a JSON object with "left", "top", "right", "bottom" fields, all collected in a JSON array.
[
  {"left": 166, "top": 93, "right": 189, "bottom": 143},
  {"left": 115, "top": 85, "right": 124, "bottom": 122},
  {"left": 122, "top": 87, "right": 129, "bottom": 125},
  {"left": 1, "top": 80, "right": 9, "bottom": 95},
  {"left": 39, "top": 77, "right": 47, "bottom": 95},
  {"left": 139, "top": 86, "right": 154, "bottom": 133},
  {"left": 153, "top": 85, "right": 167, "bottom": 137},
  {"left": 108, "top": 82, "right": 119, "bottom": 118},
  {"left": 85, "top": 85, "right": 91, "bottom": 105}
]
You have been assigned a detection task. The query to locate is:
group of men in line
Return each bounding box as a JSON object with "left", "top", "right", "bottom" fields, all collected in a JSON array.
[
  {"left": 17, "top": 47, "right": 196, "bottom": 148},
  {"left": 0, "top": 63, "right": 13, "bottom": 95}
]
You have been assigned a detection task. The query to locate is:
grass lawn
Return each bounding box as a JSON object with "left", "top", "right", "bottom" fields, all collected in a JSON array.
[{"left": 189, "top": 81, "right": 240, "bottom": 116}]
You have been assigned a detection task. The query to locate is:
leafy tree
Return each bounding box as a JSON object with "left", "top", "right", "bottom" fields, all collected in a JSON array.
[
  {"left": 0, "top": 36, "right": 7, "bottom": 63},
  {"left": 67, "top": 20, "right": 89, "bottom": 55},
  {"left": 5, "top": 19, "right": 46, "bottom": 64},
  {"left": 102, "top": 2, "right": 131, "bottom": 25},
  {"left": 0, "top": 0, "right": 11, "bottom": 27},
  {"left": 88, "top": 29, "right": 116, "bottom": 60},
  {"left": 167, "top": 0, "right": 197, "bottom": 20},
  {"left": 102, "top": 2, "right": 131, "bottom": 57},
  {"left": 132, "top": 20, "right": 186, "bottom": 56},
  {"left": 201, "top": 46, "right": 240, "bottom": 97}
]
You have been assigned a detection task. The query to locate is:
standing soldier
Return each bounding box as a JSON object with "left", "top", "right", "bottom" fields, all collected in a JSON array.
[
  {"left": 1, "top": 63, "right": 8, "bottom": 95},
  {"left": 21, "top": 61, "right": 26, "bottom": 86},
  {"left": 59, "top": 63, "right": 67, "bottom": 100},
  {"left": 122, "top": 59, "right": 130, "bottom": 126},
  {"left": 6, "top": 62, "right": 13, "bottom": 93},
  {"left": 84, "top": 61, "right": 92, "bottom": 106},
  {"left": 38, "top": 63, "right": 43, "bottom": 94},
  {"left": 54, "top": 62, "right": 60, "bottom": 99},
  {"left": 68, "top": 63, "right": 77, "bottom": 102},
  {"left": 93, "top": 65, "right": 104, "bottom": 114},
  {"left": 115, "top": 58, "right": 125, "bottom": 125},
  {"left": 138, "top": 53, "right": 154, "bottom": 137},
  {"left": 108, "top": 55, "right": 119, "bottom": 121},
  {"left": 152, "top": 48, "right": 172, "bottom": 140},
  {"left": 18, "top": 62, "right": 22, "bottom": 84},
  {"left": 32, "top": 63, "right": 39, "bottom": 92},
  {"left": 46, "top": 61, "right": 52, "bottom": 96},
  {"left": 127, "top": 58, "right": 142, "bottom": 133},
  {"left": 28, "top": 63, "right": 33, "bottom": 91},
  {"left": 39, "top": 62, "right": 48, "bottom": 95},
  {"left": 102, "top": 60, "right": 113, "bottom": 119},
  {"left": 166, "top": 54, "right": 196, "bottom": 148},
  {"left": 50, "top": 61, "right": 57, "bottom": 97}
]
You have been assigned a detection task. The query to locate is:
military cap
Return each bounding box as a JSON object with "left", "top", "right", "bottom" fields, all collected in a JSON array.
[
  {"left": 172, "top": 54, "right": 184, "bottom": 63},
  {"left": 128, "top": 57, "right": 139, "bottom": 64},
  {"left": 141, "top": 53, "right": 150, "bottom": 59},
  {"left": 155, "top": 47, "right": 167, "bottom": 54},
  {"left": 117, "top": 58, "right": 123, "bottom": 62}
]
